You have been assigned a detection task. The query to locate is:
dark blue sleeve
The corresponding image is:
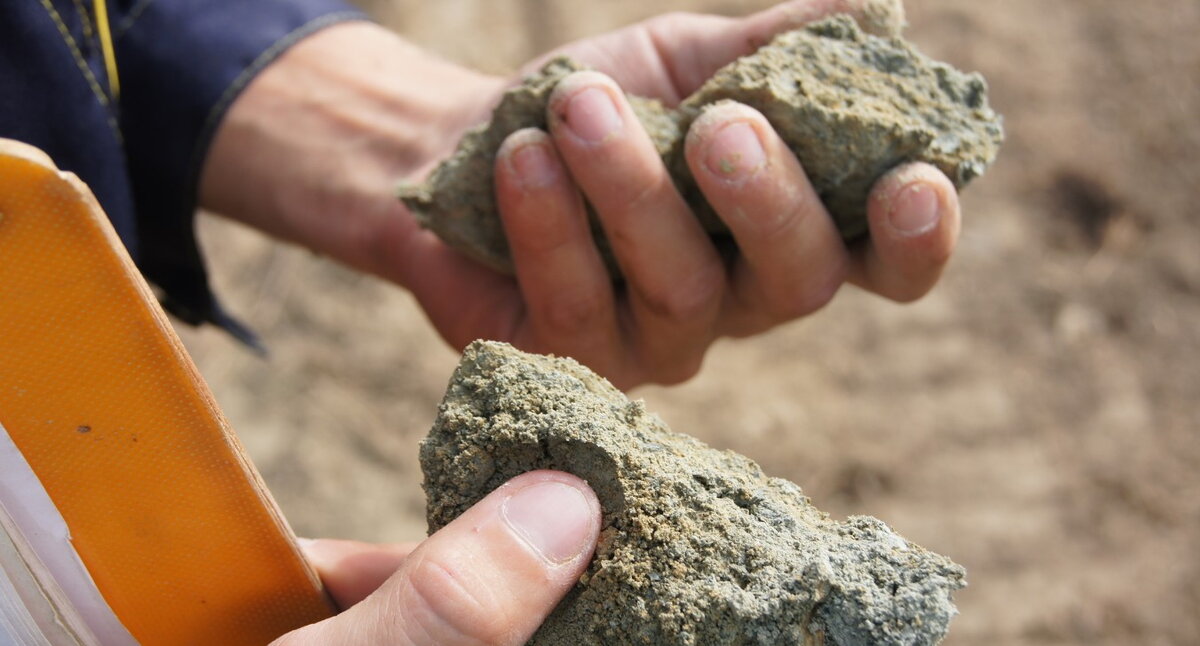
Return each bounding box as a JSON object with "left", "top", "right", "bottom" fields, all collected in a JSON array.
[{"left": 115, "top": 0, "right": 367, "bottom": 336}]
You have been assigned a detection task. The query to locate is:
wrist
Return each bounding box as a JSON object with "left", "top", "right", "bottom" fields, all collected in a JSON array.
[{"left": 199, "top": 22, "right": 503, "bottom": 279}]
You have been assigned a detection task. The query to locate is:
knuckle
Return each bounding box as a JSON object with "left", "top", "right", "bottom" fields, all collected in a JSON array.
[
  {"left": 763, "top": 265, "right": 846, "bottom": 321},
  {"left": 508, "top": 206, "right": 574, "bottom": 255},
  {"left": 618, "top": 173, "right": 671, "bottom": 216},
  {"left": 636, "top": 264, "right": 724, "bottom": 323},
  {"left": 744, "top": 204, "right": 802, "bottom": 243},
  {"left": 724, "top": 180, "right": 825, "bottom": 248},
  {"left": 587, "top": 174, "right": 667, "bottom": 238},
  {"left": 398, "top": 554, "right": 511, "bottom": 646},
  {"left": 603, "top": 216, "right": 643, "bottom": 255},
  {"left": 534, "top": 286, "right": 610, "bottom": 336},
  {"left": 768, "top": 182, "right": 825, "bottom": 236}
]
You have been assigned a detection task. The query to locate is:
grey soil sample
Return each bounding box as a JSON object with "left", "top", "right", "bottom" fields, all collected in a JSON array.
[
  {"left": 399, "top": 15, "right": 1004, "bottom": 275},
  {"left": 421, "top": 341, "right": 966, "bottom": 645}
]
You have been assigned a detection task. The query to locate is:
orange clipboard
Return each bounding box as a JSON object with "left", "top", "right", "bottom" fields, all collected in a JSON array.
[{"left": 0, "top": 140, "right": 335, "bottom": 645}]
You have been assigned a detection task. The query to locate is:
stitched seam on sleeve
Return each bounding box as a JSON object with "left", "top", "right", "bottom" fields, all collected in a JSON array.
[
  {"left": 70, "top": 0, "right": 95, "bottom": 48},
  {"left": 37, "top": 0, "right": 122, "bottom": 141},
  {"left": 113, "top": 0, "right": 154, "bottom": 40},
  {"left": 180, "top": 11, "right": 369, "bottom": 216}
]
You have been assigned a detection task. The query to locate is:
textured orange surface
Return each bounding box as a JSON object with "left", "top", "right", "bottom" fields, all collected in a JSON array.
[{"left": 0, "top": 141, "right": 334, "bottom": 645}]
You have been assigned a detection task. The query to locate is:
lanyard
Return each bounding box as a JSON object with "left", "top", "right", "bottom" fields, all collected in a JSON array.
[{"left": 92, "top": 0, "right": 119, "bottom": 99}]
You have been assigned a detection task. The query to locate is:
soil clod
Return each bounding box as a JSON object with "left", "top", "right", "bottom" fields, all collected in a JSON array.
[
  {"left": 421, "top": 341, "right": 965, "bottom": 646},
  {"left": 400, "top": 15, "right": 1004, "bottom": 275}
]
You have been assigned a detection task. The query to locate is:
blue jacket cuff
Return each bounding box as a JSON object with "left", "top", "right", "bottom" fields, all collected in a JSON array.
[{"left": 116, "top": 0, "right": 368, "bottom": 331}]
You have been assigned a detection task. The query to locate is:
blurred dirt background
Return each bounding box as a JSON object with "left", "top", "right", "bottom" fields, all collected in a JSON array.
[{"left": 175, "top": 1, "right": 1200, "bottom": 644}]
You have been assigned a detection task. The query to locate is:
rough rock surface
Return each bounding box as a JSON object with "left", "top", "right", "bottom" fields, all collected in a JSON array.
[
  {"left": 421, "top": 341, "right": 966, "bottom": 645},
  {"left": 399, "top": 15, "right": 1004, "bottom": 275}
]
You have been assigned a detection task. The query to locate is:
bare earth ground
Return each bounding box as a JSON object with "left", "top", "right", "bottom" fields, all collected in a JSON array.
[{"left": 176, "top": 2, "right": 1200, "bottom": 644}]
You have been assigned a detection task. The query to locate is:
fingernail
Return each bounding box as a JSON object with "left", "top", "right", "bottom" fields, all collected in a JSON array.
[
  {"left": 563, "top": 87, "right": 623, "bottom": 143},
  {"left": 509, "top": 141, "right": 560, "bottom": 189},
  {"left": 501, "top": 480, "right": 594, "bottom": 564},
  {"left": 889, "top": 183, "right": 941, "bottom": 235},
  {"left": 705, "top": 121, "right": 766, "bottom": 180}
]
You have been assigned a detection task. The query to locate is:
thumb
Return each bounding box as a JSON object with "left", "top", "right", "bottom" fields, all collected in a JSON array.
[
  {"left": 298, "top": 538, "right": 418, "bottom": 609},
  {"left": 540, "top": 0, "right": 904, "bottom": 101},
  {"left": 651, "top": 0, "right": 906, "bottom": 94},
  {"left": 273, "top": 471, "right": 601, "bottom": 646}
]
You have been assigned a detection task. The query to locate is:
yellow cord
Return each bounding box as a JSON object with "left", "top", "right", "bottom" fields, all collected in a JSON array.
[{"left": 92, "top": 0, "right": 119, "bottom": 99}]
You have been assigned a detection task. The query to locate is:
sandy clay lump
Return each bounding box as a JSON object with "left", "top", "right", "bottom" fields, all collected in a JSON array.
[{"left": 400, "top": 14, "right": 1004, "bottom": 275}]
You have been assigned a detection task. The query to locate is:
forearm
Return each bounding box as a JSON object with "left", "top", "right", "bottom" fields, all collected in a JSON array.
[{"left": 199, "top": 22, "right": 504, "bottom": 281}]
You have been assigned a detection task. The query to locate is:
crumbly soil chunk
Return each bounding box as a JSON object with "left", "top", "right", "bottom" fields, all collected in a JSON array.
[
  {"left": 399, "top": 15, "right": 1003, "bottom": 275},
  {"left": 421, "top": 341, "right": 965, "bottom": 645}
]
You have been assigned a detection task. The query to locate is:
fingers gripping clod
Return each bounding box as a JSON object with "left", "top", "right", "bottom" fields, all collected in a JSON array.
[{"left": 399, "top": 15, "right": 1002, "bottom": 276}]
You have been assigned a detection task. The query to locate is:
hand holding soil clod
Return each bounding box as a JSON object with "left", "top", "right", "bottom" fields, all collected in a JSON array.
[{"left": 400, "top": 15, "right": 1003, "bottom": 276}]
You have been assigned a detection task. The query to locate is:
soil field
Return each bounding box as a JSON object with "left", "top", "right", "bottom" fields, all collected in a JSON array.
[{"left": 177, "top": 2, "right": 1200, "bottom": 644}]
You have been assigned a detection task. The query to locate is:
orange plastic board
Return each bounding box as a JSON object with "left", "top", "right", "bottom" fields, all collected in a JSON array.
[{"left": 0, "top": 140, "right": 335, "bottom": 645}]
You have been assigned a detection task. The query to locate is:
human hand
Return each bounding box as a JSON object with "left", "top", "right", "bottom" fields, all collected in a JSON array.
[
  {"left": 201, "top": 1, "right": 959, "bottom": 390},
  {"left": 406, "top": 0, "right": 961, "bottom": 387},
  {"left": 271, "top": 471, "right": 600, "bottom": 646}
]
